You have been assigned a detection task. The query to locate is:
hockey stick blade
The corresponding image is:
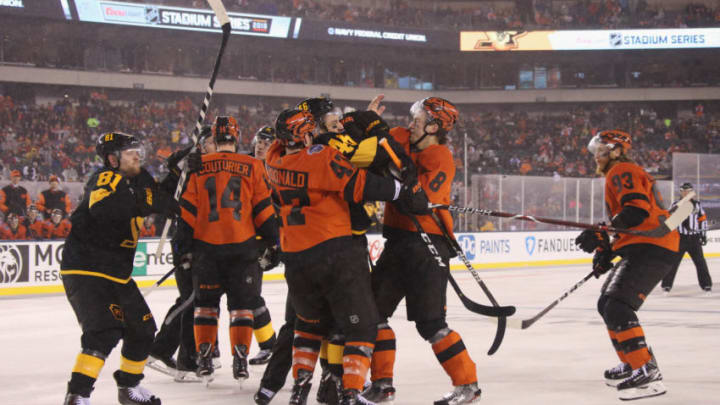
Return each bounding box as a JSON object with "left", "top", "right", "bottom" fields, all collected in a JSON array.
[
  {"left": 662, "top": 191, "right": 695, "bottom": 231},
  {"left": 207, "top": 0, "right": 230, "bottom": 27},
  {"left": 448, "top": 274, "right": 516, "bottom": 317}
]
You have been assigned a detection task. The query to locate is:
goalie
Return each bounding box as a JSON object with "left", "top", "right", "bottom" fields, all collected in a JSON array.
[{"left": 575, "top": 130, "right": 679, "bottom": 401}]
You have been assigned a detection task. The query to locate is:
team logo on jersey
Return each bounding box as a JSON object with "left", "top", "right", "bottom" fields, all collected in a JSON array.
[
  {"left": 109, "top": 304, "right": 124, "bottom": 321},
  {"left": 349, "top": 314, "right": 360, "bottom": 324},
  {"left": 308, "top": 144, "right": 325, "bottom": 155},
  {"left": 0, "top": 244, "right": 29, "bottom": 284},
  {"left": 525, "top": 236, "right": 536, "bottom": 255}
]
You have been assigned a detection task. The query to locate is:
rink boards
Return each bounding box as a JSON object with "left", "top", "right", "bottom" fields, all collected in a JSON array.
[{"left": 2, "top": 230, "right": 719, "bottom": 296}]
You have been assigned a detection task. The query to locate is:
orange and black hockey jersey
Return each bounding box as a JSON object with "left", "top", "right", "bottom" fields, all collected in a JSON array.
[
  {"left": 44, "top": 219, "right": 71, "bottom": 239},
  {"left": 265, "top": 141, "right": 393, "bottom": 253},
  {"left": 604, "top": 162, "right": 679, "bottom": 252},
  {"left": 37, "top": 189, "right": 72, "bottom": 216},
  {"left": 383, "top": 127, "right": 455, "bottom": 239},
  {"left": 180, "top": 152, "right": 277, "bottom": 255},
  {"left": 1, "top": 224, "right": 27, "bottom": 240}
]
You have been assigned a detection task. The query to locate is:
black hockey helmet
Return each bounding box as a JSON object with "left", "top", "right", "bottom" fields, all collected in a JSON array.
[
  {"left": 296, "top": 97, "right": 335, "bottom": 122},
  {"left": 680, "top": 182, "right": 693, "bottom": 191},
  {"left": 96, "top": 132, "right": 142, "bottom": 167},
  {"left": 275, "top": 109, "right": 316, "bottom": 147},
  {"left": 253, "top": 125, "right": 276, "bottom": 146}
]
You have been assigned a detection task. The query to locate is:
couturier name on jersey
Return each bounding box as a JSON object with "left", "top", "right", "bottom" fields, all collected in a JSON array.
[
  {"left": 200, "top": 159, "right": 252, "bottom": 176},
  {"left": 265, "top": 166, "right": 308, "bottom": 188}
]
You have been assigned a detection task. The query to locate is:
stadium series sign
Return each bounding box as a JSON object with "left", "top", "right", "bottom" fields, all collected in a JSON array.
[
  {"left": 74, "top": 0, "right": 292, "bottom": 38},
  {"left": 460, "top": 28, "right": 720, "bottom": 51}
]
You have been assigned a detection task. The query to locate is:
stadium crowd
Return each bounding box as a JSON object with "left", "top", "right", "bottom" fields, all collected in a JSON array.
[
  {"left": 1, "top": 93, "right": 718, "bottom": 240},
  {"left": 127, "top": 0, "right": 720, "bottom": 30}
]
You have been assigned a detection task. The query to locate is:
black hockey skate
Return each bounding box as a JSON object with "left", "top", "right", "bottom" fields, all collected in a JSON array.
[
  {"left": 617, "top": 357, "right": 666, "bottom": 401},
  {"left": 195, "top": 343, "right": 215, "bottom": 386},
  {"left": 118, "top": 385, "right": 161, "bottom": 405},
  {"left": 63, "top": 392, "right": 91, "bottom": 405},
  {"left": 174, "top": 359, "right": 201, "bottom": 383},
  {"left": 254, "top": 385, "right": 277, "bottom": 405},
  {"left": 604, "top": 362, "right": 632, "bottom": 387},
  {"left": 249, "top": 348, "right": 273, "bottom": 365},
  {"left": 361, "top": 378, "right": 395, "bottom": 404},
  {"left": 289, "top": 369, "right": 313, "bottom": 405},
  {"left": 232, "top": 344, "right": 249, "bottom": 382},
  {"left": 434, "top": 383, "right": 481, "bottom": 405},
  {"left": 340, "top": 389, "right": 377, "bottom": 405},
  {"left": 146, "top": 353, "right": 177, "bottom": 377},
  {"left": 212, "top": 343, "right": 222, "bottom": 369},
  {"left": 316, "top": 368, "right": 333, "bottom": 404}
]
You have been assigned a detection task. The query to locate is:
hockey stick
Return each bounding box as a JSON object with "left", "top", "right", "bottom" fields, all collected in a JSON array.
[
  {"left": 164, "top": 291, "right": 196, "bottom": 326},
  {"left": 142, "top": 264, "right": 180, "bottom": 297},
  {"left": 156, "top": 0, "right": 231, "bottom": 257},
  {"left": 425, "top": 210, "right": 511, "bottom": 354},
  {"left": 429, "top": 190, "right": 695, "bottom": 238},
  {"left": 380, "top": 139, "right": 515, "bottom": 320}
]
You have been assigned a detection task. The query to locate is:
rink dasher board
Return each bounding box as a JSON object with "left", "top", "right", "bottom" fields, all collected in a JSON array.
[{"left": 2, "top": 230, "right": 719, "bottom": 296}]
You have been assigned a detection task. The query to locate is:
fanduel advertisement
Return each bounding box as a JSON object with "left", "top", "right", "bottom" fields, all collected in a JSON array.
[
  {"left": 296, "top": 18, "right": 456, "bottom": 49},
  {"left": 460, "top": 28, "right": 720, "bottom": 51},
  {"left": 74, "top": 0, "right": 292, "bottom": 38}
]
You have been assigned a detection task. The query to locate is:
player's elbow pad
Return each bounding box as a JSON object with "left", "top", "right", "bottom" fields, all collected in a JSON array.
[{"left": 612, "top": 206, "right": 649, "bottom": 229}]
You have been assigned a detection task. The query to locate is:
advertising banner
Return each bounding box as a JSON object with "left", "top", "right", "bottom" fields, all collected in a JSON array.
[
  {"left": 295, "top": 18, "right": 457, "bottom": 49},
  {"left": 3, "top": 231, "right": 719, "bottom": 296},
  {"left": 74, "top": 0, "right": 292, "bottom": 38},
  {"left": 0, "top": 0, "right": 70, "bottom": 19},
  {"left": 460, "top": 28, "right": 720, "bottom": 51}
]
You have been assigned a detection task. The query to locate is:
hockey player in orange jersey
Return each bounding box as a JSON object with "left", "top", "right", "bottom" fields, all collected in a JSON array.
[
  {"left": 265, "top": 109, "right": 428, "bottom": 405},
  {"left": 179, "top": 116, "right": 279, "bottom": 385},
  {"left": 575, "top": 130, "right": 679, "bottom": 401},
  {"left": 362, "top": 97, "right": 482, "bottom": 405}
]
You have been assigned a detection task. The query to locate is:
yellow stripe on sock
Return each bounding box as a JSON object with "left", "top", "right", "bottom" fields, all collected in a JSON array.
[
  {"left": 72, "top": 353, "right": 105, "bottom": 379},
  {"left": 319, "top": 339, "right": 329, "bottom": 361},
  {"left": 254, "top": 322, "right": 275, "bottom": 344},
  {"left": 328, "top": 342, "right": 344, "bottom": 366},
  {"left": 120, "top": 356, "right": 147, "bottom": 375}
]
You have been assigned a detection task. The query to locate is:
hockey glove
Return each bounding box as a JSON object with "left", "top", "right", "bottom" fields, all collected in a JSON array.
[
  {"left": 397, "top": 179, "right": 430, "bottom": 215},
  {"left": 187, "top": 149, "right": 203, "bottom": 173},
  {"left": 166, "top": 145, "right": 194, "bottom": 177},
  {"left": 575, "top": 226, "right": 610, "bottom": 254},
  {"left": 339, "top": 112, "right": 365, "bottom": 139},
  {"left": 259, "top": 245, "right": 280, "bottom": 272},
  {"left": 592, "top": 248, "right": 615, "bottom": 279},
  {"left": 354, "top": 110, "right": 391, "bottom": 139},
  {"left": 701, "top": 234, "right": 707, "bottom": 246},
  {"left": 133, "top": 169, "right": 180, "bottom": 218},
  {"left": 179, "top": 253, "right": 192, "bottom": 271}
]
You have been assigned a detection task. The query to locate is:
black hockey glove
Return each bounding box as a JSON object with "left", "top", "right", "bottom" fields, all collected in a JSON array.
[
  {"left": 701, "top": 234, "right": 707, "bottom": 246},
  {"left": 397, "top": 179, "right": 430, "bottom": 215},
  {"left": 339, "top": 112, "right": 365, "bottom": 139},
  {"left": 166, "top": 144, "right": 194, "bottom": 177},
  {"left": 575, "top": 226, "right": 610, "bottom": 254},
  {"left": 592, "top": 248, "right": 615, "bottom": 279},
  {"left": 187, "top": 149, "right": 203, "bottom": 173},
  {"left": 259, "top": 245, "right": 280, "bottom": 271},
  {"left": 354, "top": 111, "right": 391, "bottom": 139},
  {"left": 179, "top": 253, "right": 192, "bottom": 271}
]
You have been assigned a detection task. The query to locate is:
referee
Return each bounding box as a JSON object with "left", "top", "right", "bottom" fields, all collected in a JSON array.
[{"left": 661, "top": 182, "right": 713, "bottom": 295}]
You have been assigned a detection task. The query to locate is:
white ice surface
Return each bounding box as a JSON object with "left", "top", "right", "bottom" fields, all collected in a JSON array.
[{"left": 1, "top": 260, "right": 718, "bottom": 405}]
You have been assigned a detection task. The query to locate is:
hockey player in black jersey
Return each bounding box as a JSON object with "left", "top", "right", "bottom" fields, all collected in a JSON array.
[{"left": 61, "top": 132, "right": 179, "bottom": 405}]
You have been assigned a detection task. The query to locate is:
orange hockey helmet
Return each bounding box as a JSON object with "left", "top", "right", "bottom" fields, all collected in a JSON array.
[
  {"left": 212, "top": 116, "right": 239, "bottom": 145},
  {"left": 275, "top": 109, "right": 316, "bottom": 147},
  {"left": 410, "top": 97, "right": 459, "bottom": 132}
]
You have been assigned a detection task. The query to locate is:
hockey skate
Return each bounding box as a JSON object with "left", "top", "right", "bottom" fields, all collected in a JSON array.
[
  {"left": 604, "top": 362, "right": 632, "bottom": 387},
  {"left": 146, "top": 353, "right": 177, "bottom": 377},
  {"left": 617, "top": 357, "right": 666, "bottom": 401},
  {"left": 118, "top": 384, "right": 161, "bottom": 405},
  {"left": 232, "top": 344, "right": 249, "bottom": 382},
  {"left": 63, "top": 392, "right": 91, "bottom": 405},
  {"left": 174, "top": 360, "right": 201, "bottom": 383},
  {"left": 361, "top": 378, "right": 396, "bottom": 404},
  {"left": 195, "top": 343, "right": 215, "bottom": 386},
  {"left": 434, "top": 383, "right": 482, "bottom": 405},
  {"left": 254, "top": 385, "right": 277, "bottom": 405},
  {"left": 289, "top": 369, "right": 313, "bottom": 405},
  {"left": 249, "top": 348, "right": 273, "bottom": 365},
  {"left": 212, "top": 343, "right": 222, "bottom": 369},
  {"left": 340, "top": 389, "right": 377, "bottom": 405},
  {"left": 316, "top": 368, "right": 333, "bottom": 404}
]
